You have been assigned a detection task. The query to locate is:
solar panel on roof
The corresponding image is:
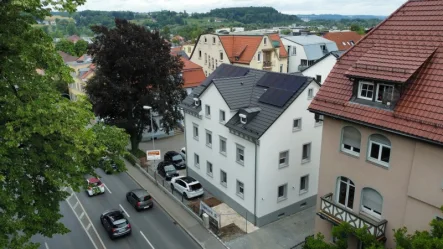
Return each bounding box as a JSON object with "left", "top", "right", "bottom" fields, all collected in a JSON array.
[
  {"left": 256, "top": 73, "right": 307, "bottom": 92},
  {"left": 258, "top": 88, "right": 295, "bottom": 107}
]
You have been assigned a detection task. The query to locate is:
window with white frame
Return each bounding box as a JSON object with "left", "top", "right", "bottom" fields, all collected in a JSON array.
[
  {"left": 236, "top": 180, "right": 244, "bottom": 198},
  {"left": 193, "top": 124, "right": 199, "bottom": 140},
  {"left": 206, "top": 130, "right": 212, "bottom": 148},
  {"left": 206, "top": 161, "right": 213, "bottom": 177},
  {"left": 337, "top": 176, "right": 355, "bottom": 209},
  {"left": 361, "top": 187, "right": 383, "bottom": 219},
  {"left": 368, "top": 134, "right": 391, "bottom": 166},
  {"left": 358, "top": 81, "right": 374, "bottom": 100},
  {"left": 205, "top": 104, "right": 211, "bottom": 118},
  {"left": 341, "top": 126, "right": 361, "bottom": 156},
  {"left": 302, "top": 143, "right": 311, "bottom": 163},
  {"left": 239, "top": 113, "right": 247, "bottom": 124},
  {"left": 292, "top": 47, "right": 296, "bottom": 55},
  {"left": 277, "top": 183, "right": 287, "bottom": 202},
  {"left": 376, "top": 84, "right": 394, "bottom": 102},
  {"left": 219, "top": 136, "right": 227, "bottom": 155},
  {"left": 307, "top": 88, "right": 314, "bottom": 99},
  {"left": 279, "top": 151, "right": 289, "bottom": 168},
  {"left": 293, "top": 118, "right": 302, "bottom": 131},
  {"left": 220, "top": 170, "right": 227, "bottom": 187},
  {"left": 300, "top": 175, "right": 309, "bottom": 194},
  {"left": 257, "top": 52, "right": 261, "bottom": 62},
  {"left": 236, "top": 144, "right": 245, "bottom": 165},
  {"left": 315, "top": 114, "right": 324, "bottom": 126},
  {"left": 219, "top": 110, "right": 226, "bottom": 123},
  {"left": 194, "top": 153, "right": 200, "bottom": 168}
]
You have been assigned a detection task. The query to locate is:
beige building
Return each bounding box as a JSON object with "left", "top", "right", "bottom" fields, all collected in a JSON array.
[
  {"left": 182, "top": 43, "right": 194, "bottom": 58},
  {"left": 308, "top": 0, "right": 443, "bottom": 248},
  {"left": 190, "top": 33, "right": 288, "bottom": 76}
]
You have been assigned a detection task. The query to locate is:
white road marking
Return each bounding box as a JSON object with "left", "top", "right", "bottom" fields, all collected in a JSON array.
[
  {"left": 44, "top": 242, "right": 49, "bottom": 249},
  {"left": 86, "top": 223, "right": 92, "bottom": 230},
  {"left": 140, "top": 231, "right": 155, "bottom": 249},
  {"left": 103, "top": 183, "right": 112, "bottom": 194},
  {"left": 119, "top": 204, "right": 130, "bottom": 218}
]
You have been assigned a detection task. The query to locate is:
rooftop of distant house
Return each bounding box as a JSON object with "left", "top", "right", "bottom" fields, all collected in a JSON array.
[{"left": 322, "top": 31, "right": 364, "bottom": 51}]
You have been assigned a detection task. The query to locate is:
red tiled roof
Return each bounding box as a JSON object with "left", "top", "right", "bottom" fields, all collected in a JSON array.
[
  {"left": 181, "top": 58, "right": 206, "bottom": 88},
  {"left": 323, "top": 31, "right": 364, "bottom": 51},
  {"left": 268, "top": 33, "right": 288, "bottom": 58},
  {"left": 219, "top": 36, "right": 263, "bottom": 64},
  {"left": 309, "top": 0, "right": 443, "bottom": 145},
  {"left": 57, "top": 51, "right": 78, "bottom": 63},
  {"left": 67, "top": 35, "right": 81, "bottom": 43},
  {"left": 81, "top": 69, "right": 95, "bottom": 79}
]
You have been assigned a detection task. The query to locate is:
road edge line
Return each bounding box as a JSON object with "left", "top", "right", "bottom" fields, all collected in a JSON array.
[{"left": 140, "top": 231, "right": 156, "bottom": 249}]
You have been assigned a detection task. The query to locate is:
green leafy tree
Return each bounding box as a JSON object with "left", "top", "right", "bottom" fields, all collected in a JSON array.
[
  {"left": 161, "top": 25, "right": 171, "bottom": 39},
  {"left": 281, "top": 29, "right": 292, "bottom": 35},
  {"left": 66, "top": 21, "right": 78, "bottom": 35},
  {"left": 74, "top": 39, "right": 89, "bottom": 56},
  {"left": 350, "top": 23, "right": 365, "bottom": 35},
  {"left": 55, "top": 39, "right": 76, "bottom": 55},
  {"left": 86, "top": 19, "right": 186, "bottom": 151},
  {"left": 0, "top": 0, "right": 128, "bottom": 248}
]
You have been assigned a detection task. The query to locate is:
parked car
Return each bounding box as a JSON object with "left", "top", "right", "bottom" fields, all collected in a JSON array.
[
  {"left": 170, "top": 176, "right": 204, "bottom": 199},
  {"left": 99, "top": 156, "right": 118, "bottom": 174},
  {"left": 157, "top": 161, "right": 179, "bottom": 181},
  {"left": 100, "top": 209, "right": 131, "bottom": 239},
  {"left": 126, "top": 189, "right": 154, "bottom": 211},
  {"left": 164, "top": 151, "right": 186, "bottom": 169},
  {"left": 86, "top": 177, "right": 105, "bottom": 196},
  {"left": 180, "top": 147, "right": 186, "bottom": 160},
  {"left": 141, "top": 128, "right": 175, "bottom": 141}
]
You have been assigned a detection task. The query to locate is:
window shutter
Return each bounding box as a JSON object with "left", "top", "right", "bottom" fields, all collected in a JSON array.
[
  {"left": 370, "top": 134, "right": 391, "bottom": 146},
  {"left": 362, "top": 188, "right": 383, "bottom": 214},
  {"left": 343, "top": 127, "right": 361, "bottom": 149}
]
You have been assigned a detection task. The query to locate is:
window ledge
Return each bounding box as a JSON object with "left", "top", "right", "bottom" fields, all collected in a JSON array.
[
  {"left": 236, "top": 160, "right": 244, "bottom": 166},
  {"left": 236, "top": 193, "right": 244, "bottom": 199},
  {"left": 206, "top": 144, "right": 212, "bottom": 149},
  {"left": 299, "top": 190, "right": 308, "bottom": 196},
  {"left": 207, "top": 172, "right": 213, "bottom": 178},
  {"left": 292, "top": 128, "right": 302, "bottom": 132},
  {"left": 205, "top": 115, "right": 211, "bottom": 119},
  {"left": 219, "top": 121, "right": 226, "bottom": 125},
  {"left": 279, "top": 164, "right": 289, "bottom": 169},
  {"left": 193, "top": 136, "right": 199, "bottom": 141},
  {"left": 366, "top": 158, "right": 389, "bottom": 169},
  {"left": 220, "top": 151, "right": 227, "bottom": 157},
  {"left": 314, "top": 122, "right": 323, "bottom": 127},
  {"left": 221, "top": 182, "right": 227, "bottom": 188},
  {"left": 277, "top": 197, "right": 287, "bottom": 203},
  {"left": 301, "top": 159, "right": 311, "bottom": 164},
  {"left": 340, "top": 149, "right": 360, "bottom": 158},
  {"left": 195, "top": 164, "right": 200, "bottom": 168}
]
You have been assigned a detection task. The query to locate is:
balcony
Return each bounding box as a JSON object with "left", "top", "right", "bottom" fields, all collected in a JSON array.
[
  {"left": 317, "top": 193, "right": 388, "bottom": 241},
  {"left": 263, "top": 61, "right": 272, "bottom": 70}
]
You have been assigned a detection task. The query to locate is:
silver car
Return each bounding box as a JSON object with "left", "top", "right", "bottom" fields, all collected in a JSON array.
[{"left": 126, "top": 189, "right": 153, "bottom": 211}]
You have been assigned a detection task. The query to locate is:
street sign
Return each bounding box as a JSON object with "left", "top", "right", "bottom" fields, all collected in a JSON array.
[{"left": 146, "top": 150, "right": 161, "bottom": 161}]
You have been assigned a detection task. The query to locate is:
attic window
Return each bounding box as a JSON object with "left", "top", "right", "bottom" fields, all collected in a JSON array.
[
  {"left": 204, "top": 37, "right": 207, "bottom": 43},
  {"left": 193, "top": 97, "right": 200, "bottom": 106},
  {"left": 350, "top": 40, "right": 355, "bottom": 45},
  {"left": 239, "top": 113, "right": 247, "bottom": 124},
  {"left": 264, "top": 37, "right": 267, "bottom": 45},
  {"left": 356, "top": 80, "right": 399, "bottom": 107}
]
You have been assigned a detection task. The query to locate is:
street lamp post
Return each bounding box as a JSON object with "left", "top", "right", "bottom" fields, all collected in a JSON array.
[{"left": 143, "top": 106, "right": 155, "bottom": 150}]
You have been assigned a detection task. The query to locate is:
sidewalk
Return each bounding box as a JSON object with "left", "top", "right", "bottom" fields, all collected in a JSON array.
[{"left": 124, "top": 160, "right": 228, "bottom": 249}]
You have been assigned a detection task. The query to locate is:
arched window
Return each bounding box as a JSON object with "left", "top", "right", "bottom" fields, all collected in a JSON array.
[
  {"left": 341, "top": 126, "right": 361, "bottom": 156},
  {"left": 361, "top": 188, "right": 383, "bottom": 219},
  {"left": 337, "top": 177, "right": 355, "bottom": 209},
  {"left": 368, "top": 134, "right": 391, "bottom": 166}
]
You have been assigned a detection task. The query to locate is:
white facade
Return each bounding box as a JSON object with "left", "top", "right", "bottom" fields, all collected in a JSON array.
[
  {"left": 302, "top": 54, "right": 338, "bottom": 84},
  {"left": 183, "top": 80, "right": 322, "bottom": 226},
  {"left": 281, "top": 40, "right": 308, "bottom": 73}
]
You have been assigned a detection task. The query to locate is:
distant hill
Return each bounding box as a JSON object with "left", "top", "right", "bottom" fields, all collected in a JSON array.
[{"left": 297, "top": 14, "right": 386, "bottom": 20}]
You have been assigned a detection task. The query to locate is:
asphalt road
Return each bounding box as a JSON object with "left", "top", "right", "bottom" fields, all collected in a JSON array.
[
  {"left": 76, "top": 168, "right": 201, "bottom": 249},
  {"left": 31, "top": 201, "right": 95, "bottom": 249}
]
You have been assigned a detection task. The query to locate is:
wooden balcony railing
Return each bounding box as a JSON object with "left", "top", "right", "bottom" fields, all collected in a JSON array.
[
  {"left": 317, "top": 193, "right": 388, "bottom": 240},
  {"left": 263, "top": 61, "right": 272, "bottom": 68}
]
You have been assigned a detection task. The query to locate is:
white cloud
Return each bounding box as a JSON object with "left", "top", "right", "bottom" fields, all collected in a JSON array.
[{"left": 77, "top": 0, "right": 407, "bottom": 16}]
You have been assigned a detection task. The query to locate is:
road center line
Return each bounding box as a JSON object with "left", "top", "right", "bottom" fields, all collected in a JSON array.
[
  {"left": 44, "top": 242, "right": 49, "bottom": 249},
  {"left": 103, "top": 183, "right": 112, "bottom": 194},
  {"left": 140, "top": 231, "right": 155, "bottom": 249},
  {"left": 119, "top": 204, "right": 130, "bottom": 217}
]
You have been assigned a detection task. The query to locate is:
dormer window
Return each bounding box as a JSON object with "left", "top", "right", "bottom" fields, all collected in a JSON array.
[
  {"left": 193, "top": 97, "right": 200, "bottom": 106},
  {"left": 358, "top": 81, "right": 374, "bottom": 100},
  {"left": 376, "top": 84, "right": 394, "bottom": 103},
  {"left": 239, "top": 113, "right": 247, "bottom": 124}
]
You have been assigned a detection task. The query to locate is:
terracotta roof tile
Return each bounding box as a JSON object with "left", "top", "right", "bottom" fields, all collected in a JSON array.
[
  {"left": 181, "top": 58, "right": 206, "bottom": 88},
  {"left": 268, "top": 33, "right": 288, "bottom": 58},
  {"left": 219, "top": 36, "right": 262, "bottom": 64},
  {"left": 309, "top": 0, "right": 443, "bottom": 145},
  {"left": 323, "top": 31, "right": 364, "bottom": 51}
]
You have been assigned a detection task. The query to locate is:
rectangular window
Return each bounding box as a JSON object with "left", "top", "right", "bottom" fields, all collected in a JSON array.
[
  {"left": 292, "top": 47, "right": 296, "bottom": 55},
  {"left": 236, "top": 180, "right": 244, "bottom": 198},
  {"left": 320, "top": 44, "right": 327, "bottom": 52},
  {"left": 264, "top": 37, "right": 267, "bottom": 45},
  {"left": 301, "top": 59, "right": 307, "bottom": 66},
  {"left": 220, "top": 170, "right": 227, "bottom": 187},
  {"left": 368, "top": 141, "right": 391, "bottom": 166},
  {"left": 293, "top": 118, "right": 302, "bottom": 132},
  {"left": 302, "top": 143, "right": 311, "bottom": 163},
  {"left": 315, "top": 114, "right": 324, "bottom": 126},
  {"left": 376, "top": 84, "right": 394, "bottom": 102},
  {"left": 193, "top": 124, "right": 199, "bottom": 140},
  {"left": 194, "top": 153, "right": 200, "bottom": 168},
  {"left": 199, "top": 50, "right": 202, "bottom": 58},
  {"left": 206, "top": 161, "right": 213, "bottom": 177},
  {"left": 219, "top": 110, "right": 225, "bottom": 123},
  {"left": 279, "top": 151, "right": 289, "bottom": 168},
  {"left": 316, "top": 75, "right": 322, "bottom": 83},
  {"left": 220, "top": 52, "right": 223, "bottom": 61},
  {"left": 308, "top": 88, "right": 314, "bottom": 99},
  {"left": 277, "top": 184, "right": 287, "bottom": 202},
  {"left": 219, "top": 136, "right": 227, "bottom": 155},
  {"left": 205, "top": 104, "right": 211, "bottom": 118},
  {"left": 257, "top": 52, "right": 261, "bottom": 62},
  {"left": 300, "top": 175, "right": 309, "bottom": 194},
  {"left": 212, "top": 37, "right": 216, "bottom": 44},
  {"left": 236, "top": 144, "right": 245, "bottom": 165},
  {"left": 280, "top": 64, "right": 283, "bottom": 73},
  {"left": 358, "top": 81, "right": 374, "bottom": 100},
  {"left": 206, "top": 130, "right": 212, "bottom": 148}
]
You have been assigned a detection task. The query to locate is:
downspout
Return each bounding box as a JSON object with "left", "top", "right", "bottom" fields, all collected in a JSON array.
[{"left": 253, "top": 140, "right": 258, "bottom": 226}]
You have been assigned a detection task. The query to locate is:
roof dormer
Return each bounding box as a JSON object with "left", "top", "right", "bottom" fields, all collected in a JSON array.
[
  {"left": 238, "top": 107, "right": 261, "bottom": 125},
  {"left": 193, "top": 96, "right": 200, "bottom": 107}
]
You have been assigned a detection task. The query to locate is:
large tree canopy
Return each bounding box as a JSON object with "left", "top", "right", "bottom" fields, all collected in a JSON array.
[
  {"left": 86, "top": 18, "right": 186, "bottom": 151},
  {"left": 0, "top": 0, "right": 128, "bottom": 248}
]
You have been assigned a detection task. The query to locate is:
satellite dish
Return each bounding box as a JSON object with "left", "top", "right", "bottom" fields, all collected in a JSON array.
[{"left": 382, "top": 87, "right": 400, "bottom": 106}]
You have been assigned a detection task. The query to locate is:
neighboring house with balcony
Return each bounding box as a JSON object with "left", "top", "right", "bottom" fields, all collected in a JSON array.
[
  {"left": 301, "top": 51, "right": 344, "bottom": 84},
  {"left": 308, "top": 1, "right": 443, "bottom": 248},
  {"left": 189, "top": 33, "right": 288, "bottom": 76},
  {"left": 323, "top": 31, "right": 363, "bottom": 51},
  {"left": 281, "top": 35, "right": 338, "bottom": 73},
  {"left": 180, "top": 64, "right": 322, "bottom": 227}
]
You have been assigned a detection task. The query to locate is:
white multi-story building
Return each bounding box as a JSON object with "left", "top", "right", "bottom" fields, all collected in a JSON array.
[
  {"left": 301, "top": 51, "right": 344, "bottom": 84},
  {"left": 180, "top": 64, "right": 322, "bottom": 226},
  {"left": 281, "top": 35, "right": 338, "bottom": 73}
]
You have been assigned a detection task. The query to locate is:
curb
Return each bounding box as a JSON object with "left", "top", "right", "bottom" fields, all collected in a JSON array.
[{"left": 126, "top": 163, "right": 206, "bottom": 249}]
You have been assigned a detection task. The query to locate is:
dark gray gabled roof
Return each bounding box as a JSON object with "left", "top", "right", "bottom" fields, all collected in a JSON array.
[{"left": 180, "top": 64, "right": 316, "bottom": 139}]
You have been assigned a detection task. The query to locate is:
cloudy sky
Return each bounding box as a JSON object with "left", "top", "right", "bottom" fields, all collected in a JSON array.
[{"left": 77, "top": 0, "right": 407, "bottom": 16}]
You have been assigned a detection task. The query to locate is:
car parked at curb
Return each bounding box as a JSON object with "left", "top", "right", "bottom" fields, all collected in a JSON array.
[
  {"left": 86, "top": 177, "right": 105, "bottom": 196},
  {"left": 164, "top": 151, "right": 186, "bottom": 170},
  {"left": 157, "top": 161, "right": 179, "bottom": 181},
  {"left": 100, "top": 209, "right": 131, "bottom": 239},
  {"left": 126, "top": 189, "right": 154, "bottom": 211},
  {"left": 170, "top": 176, "right": 204, "bottom": 199}
]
